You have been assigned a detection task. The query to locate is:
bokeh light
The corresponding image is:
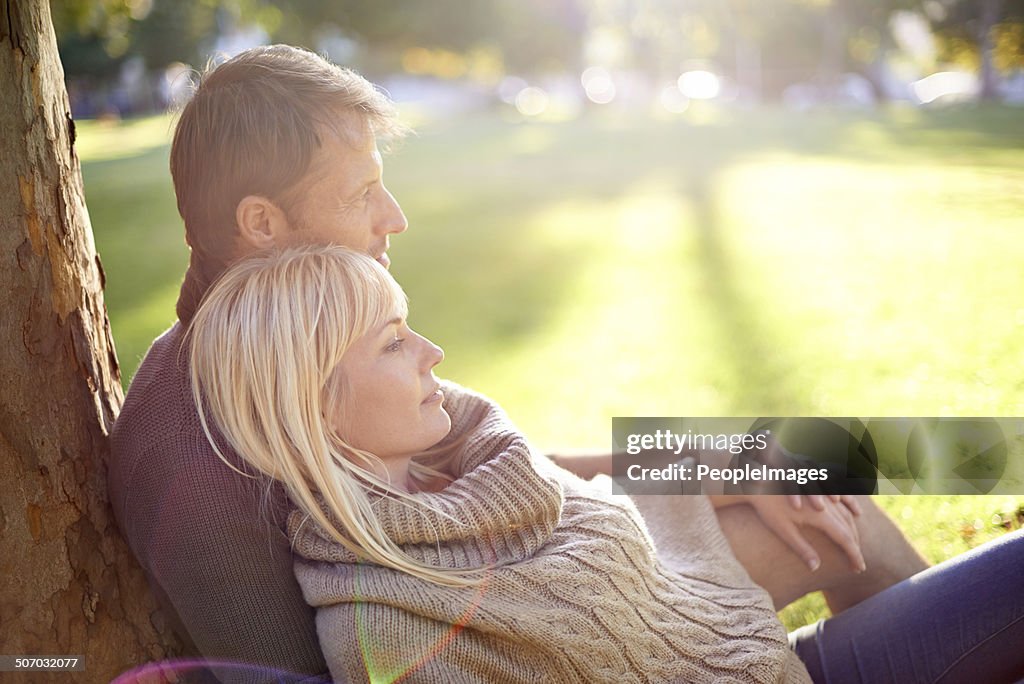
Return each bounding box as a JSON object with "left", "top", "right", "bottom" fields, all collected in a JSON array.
[
  {"left": 678, "top": 70, "right": 721, "bottom": 100},
  {"left": 659, "top": 85, "right": 690, "bottom": 113},
  {"left": 581, "top": 66, "right": 616, "bottom": 104},
  {"left": 514, "top": 86, "right": 549, "bottom": 116}
]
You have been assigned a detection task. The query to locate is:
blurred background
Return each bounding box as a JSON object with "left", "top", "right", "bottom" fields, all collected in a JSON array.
[{"left": 58, "top": 0, "right": 1023, "bottom": 626}]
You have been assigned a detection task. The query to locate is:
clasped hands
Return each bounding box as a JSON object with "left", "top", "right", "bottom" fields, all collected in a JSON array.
[{"left": 696, "top": 430, "right": 865, "bottom": 575}]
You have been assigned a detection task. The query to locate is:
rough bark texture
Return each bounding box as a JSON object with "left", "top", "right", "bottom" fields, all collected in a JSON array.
[{"left": 0, "top": 0, "right": 182, "bottom": 681}]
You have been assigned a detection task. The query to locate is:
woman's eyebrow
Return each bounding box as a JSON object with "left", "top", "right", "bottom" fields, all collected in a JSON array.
[{"left": 375, "top": 317, "right": 404, "bottom": 338}]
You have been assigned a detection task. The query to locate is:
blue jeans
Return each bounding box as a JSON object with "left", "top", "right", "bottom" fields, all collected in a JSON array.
[{"left": 789, "top": 528, "right": 1024, "bottom": 684}]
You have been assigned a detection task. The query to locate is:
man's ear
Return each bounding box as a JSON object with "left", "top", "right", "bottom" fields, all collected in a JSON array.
[{"left": 236, "top": 195, "right": 291, "bottom": 251}]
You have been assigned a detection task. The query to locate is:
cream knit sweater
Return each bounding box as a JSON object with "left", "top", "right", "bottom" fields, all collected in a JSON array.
[{"left": 290, "top": 383, "right": 812, "bottom": 683}]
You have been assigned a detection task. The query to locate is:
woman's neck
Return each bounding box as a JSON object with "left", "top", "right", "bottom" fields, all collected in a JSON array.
[{"left": 378, "top": 454, "right": 416, "bottom": 493}]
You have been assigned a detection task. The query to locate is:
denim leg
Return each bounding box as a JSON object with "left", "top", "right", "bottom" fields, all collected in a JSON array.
[{"left": 789, "top": 528, "right": 1024, "bottom": 684}]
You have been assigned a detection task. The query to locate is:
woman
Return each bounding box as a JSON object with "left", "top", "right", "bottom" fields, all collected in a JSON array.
[{"left": 188, "top": 245, "right": 1023, "bottom": 684}]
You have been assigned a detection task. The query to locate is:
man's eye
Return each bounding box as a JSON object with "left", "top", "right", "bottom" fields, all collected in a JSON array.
[{"left": 385, "top": 338, "right": 405, "bottom": 353}]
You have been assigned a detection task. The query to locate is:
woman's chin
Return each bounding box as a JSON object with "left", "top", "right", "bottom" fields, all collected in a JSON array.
[{"left": 436, "top": 407, "right": 453, "bottom": 438}]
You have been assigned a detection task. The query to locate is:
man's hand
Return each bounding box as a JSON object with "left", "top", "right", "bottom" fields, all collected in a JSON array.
[
  {"left": 748, "top": 495, "right": 866, "bottom": 573},
  {"left": 548, "top": 452, "right": 613, "bottom": 480}
]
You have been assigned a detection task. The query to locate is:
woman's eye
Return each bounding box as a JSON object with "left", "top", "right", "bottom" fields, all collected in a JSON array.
[{"left": 385, "top": 338, "right": 405, "bottom": 353}]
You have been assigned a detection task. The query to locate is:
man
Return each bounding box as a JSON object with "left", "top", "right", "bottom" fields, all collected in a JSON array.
[{"left": 108, "top": 45, "right": 926, "bottom": 683}]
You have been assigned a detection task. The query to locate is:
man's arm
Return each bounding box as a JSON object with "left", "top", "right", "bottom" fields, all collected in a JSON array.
[
  {"left": 548, "top": 450, "right": 865, "bottom": 574},
  {"left": 115, "top": 441, "right": 329, "bottom": 683}
]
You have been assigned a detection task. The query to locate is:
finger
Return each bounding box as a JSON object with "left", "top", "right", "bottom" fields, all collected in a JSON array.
[
  {"left": 775, "top": 523, "right": 821, "bottom": 572},
  {"left": 840, "top": 495, "right": 862, "bottom": 516},
  {"left": 806, "top": 494, "right": 827, "bottom": 511},
  {"left": 829, "top": 494, "right": 841, "bottom": 503},
  {"left": 821, "top": 509, "right": 866, "bottom": 573},
  {"left": 837, "top": 503, "right": 860, "bottom": 546},
  {"left": 787, "top": 494, "right": 802, "bottom": 510}
]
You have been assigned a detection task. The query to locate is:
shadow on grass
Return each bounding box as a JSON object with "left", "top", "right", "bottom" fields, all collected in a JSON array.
[{"left": 678, "top": 152, "right": 807, "bottom": 415}]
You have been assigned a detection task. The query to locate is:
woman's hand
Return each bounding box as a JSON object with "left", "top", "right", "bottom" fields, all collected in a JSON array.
[
  {"left": 787, "top": 494, "right": 863, "bottom": 517},
  {"left": 746, "top": 495, "right": 866, "bottom": 574}
]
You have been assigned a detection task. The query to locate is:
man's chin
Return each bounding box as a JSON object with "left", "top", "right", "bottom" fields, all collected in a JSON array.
[{"left": 376, "top": 253, "right": 391, "bottom": 269}]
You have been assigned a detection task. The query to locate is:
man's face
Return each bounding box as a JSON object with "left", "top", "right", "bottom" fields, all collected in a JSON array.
[{"left": 284, "top": 118, "right": 407, "bottom": 269}]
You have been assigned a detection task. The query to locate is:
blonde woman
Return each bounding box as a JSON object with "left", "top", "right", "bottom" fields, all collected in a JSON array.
[{"left": 187, "top": 245, "right": 1024, "bottom": 684}]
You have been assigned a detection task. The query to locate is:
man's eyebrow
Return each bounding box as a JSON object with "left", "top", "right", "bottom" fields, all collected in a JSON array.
[{"left": 349, "top": 166, "right": 381, "bottom": 196}]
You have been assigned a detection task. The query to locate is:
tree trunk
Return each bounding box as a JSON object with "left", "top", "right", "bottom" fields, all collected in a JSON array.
[
  {"left": 0, "top": 0, "right": 181, "bottom": 681},
  {"left": 819, "top": 0, "right": 849, "bottom": 93},
  {"left": 978, "top": 0, "right": 1003, "bottom": 101}
]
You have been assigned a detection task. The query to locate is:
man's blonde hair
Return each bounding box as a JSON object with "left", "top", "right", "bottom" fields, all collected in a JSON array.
[
  {"left": 187, "top": 245, "right": 476, "bottom": 586},
  {"left": 171, "top": 44, "right": 407, "bottom": 324}
]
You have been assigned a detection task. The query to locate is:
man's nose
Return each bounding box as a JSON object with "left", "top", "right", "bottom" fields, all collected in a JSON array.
[{"left": 379, "top": 187, "right": 408, "bottom": 235}]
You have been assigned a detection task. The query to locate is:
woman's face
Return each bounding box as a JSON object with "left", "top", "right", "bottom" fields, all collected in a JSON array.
[{"left": 329, "top": 316, "right": 451, "bottom": 460}]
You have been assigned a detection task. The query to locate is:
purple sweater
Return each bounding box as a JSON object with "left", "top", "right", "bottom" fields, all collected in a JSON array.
[{"left": 108, "top": 323, "right": 328, "bottom": 683}]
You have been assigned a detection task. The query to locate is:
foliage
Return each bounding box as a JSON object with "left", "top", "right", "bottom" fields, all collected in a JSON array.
[
  {"left": 54, "top": 0, "right": 587, "bottom": 78},
  {"left": 928, "top": 0, "right": 1024, "bottom": 69}
]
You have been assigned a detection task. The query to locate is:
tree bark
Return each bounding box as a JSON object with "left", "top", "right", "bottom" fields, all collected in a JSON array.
[{"left": 0, "top": 0, "right": 181, "bottom": 681}]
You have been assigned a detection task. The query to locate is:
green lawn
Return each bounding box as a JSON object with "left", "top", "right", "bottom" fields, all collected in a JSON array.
[{"left": 78, "top": 103, "right": 1024, "bottom": 629}]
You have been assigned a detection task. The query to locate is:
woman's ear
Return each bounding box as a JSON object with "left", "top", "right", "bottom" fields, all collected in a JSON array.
[{"left": 236, "top": 195, "right": 291, "bottom": 252}]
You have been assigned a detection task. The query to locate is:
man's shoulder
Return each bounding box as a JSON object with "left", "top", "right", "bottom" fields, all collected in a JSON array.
[
  {"left": 111, "top": 322, "right": 191, "bottom": 448},
  {"left": 108, "top": 322, "right": 220, "bottom": 511},
  {"left": 107, "top": 322, "right": 286, "bottom": 547}
]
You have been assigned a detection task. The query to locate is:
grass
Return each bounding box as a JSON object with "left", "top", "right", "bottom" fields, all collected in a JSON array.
[{"left": 77, "top": 102, "right": 1024, "bottom": 629}]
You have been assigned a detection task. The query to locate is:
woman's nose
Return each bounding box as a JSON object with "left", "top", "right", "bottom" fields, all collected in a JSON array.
[{"left": 422, "top": 338, "right": 443, "bottom": 370}]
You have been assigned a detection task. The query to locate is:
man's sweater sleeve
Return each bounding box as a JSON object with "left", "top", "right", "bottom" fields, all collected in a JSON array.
[
  {"left": 108, "top": 326, "right": 328, "bottom": 683},
  {"left": 120, "top": 442, "right": 327, "bottom": 682}
]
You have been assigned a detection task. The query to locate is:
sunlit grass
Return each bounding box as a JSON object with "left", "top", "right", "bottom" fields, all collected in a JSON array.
[
  {"left": 381, "top": 107, "right": 1024, "bottom": 450},
  {"left": 780, "top": 495, "right": 1024, "bottom": 630},
  {"left": 75, "top": 114, "right": 177, "bottom": 162},
  {"left": 78, "top": 104, "right": 1024, "bottom": 629}
]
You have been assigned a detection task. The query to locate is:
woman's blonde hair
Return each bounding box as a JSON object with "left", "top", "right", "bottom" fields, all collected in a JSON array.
[{"left": 187, "top": 245, "right": 475, "bottom": 586}]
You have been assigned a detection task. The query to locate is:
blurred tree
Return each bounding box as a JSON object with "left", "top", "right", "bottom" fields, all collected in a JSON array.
[
  {"left": 927, "top": 0, "right": 1024, "bottom": 99},
  {"left": 51, "top": 0, "right": 147, "bottom": 78},
  {"left": 54, "top": 0, "right": 588, "bottom": 85},
  {"left": 787, "top": 0, "right": 915, "bottom": 95},
  {"left": 272, "top": 0, "right": 585, "bottom": 75},
  {"left": 1, "top": 0, "right": 182, "bottom": 680},
  {"left": 129, "top": 0, "right": 218, "bottom": 73}
]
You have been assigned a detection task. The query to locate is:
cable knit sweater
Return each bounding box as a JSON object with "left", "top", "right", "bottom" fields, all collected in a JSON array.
[{"left": 290, "top": 384, "right": 812, "bottom": 684}]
